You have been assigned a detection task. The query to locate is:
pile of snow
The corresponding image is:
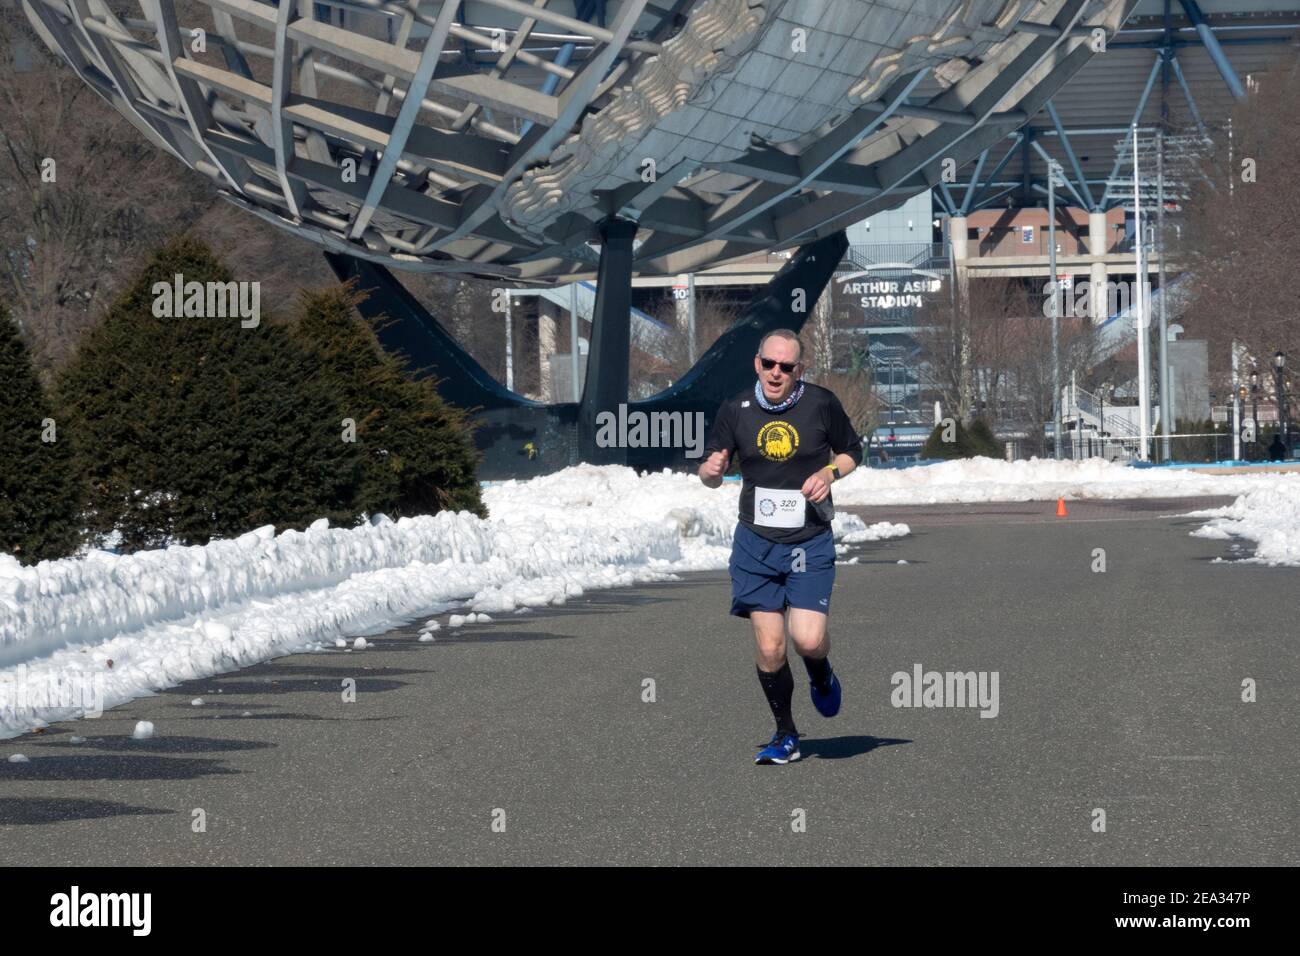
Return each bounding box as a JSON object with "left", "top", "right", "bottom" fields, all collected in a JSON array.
[
  {"left": 832, "top": 457, "right": 1292, "bottom": 506},
  {"left": 0, "top": 464, "right": 906, "bottom": 737},
  {"left": 1190, "top": 484, "right": 1300, "bottom": 566}
]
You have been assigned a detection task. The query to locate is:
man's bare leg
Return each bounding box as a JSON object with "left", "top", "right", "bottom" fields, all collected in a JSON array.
[
  {"left": 789, "top": 608, "right": 839, "bottom": 713},
  {"left": 788, "top": 608, "right": 829, "bottom": 660},
  {"left": 751, "top": 610, "right": 798, "bottom": 741},
  {"left": 751, "top": 610, "right": 788, "bottom": 671}
]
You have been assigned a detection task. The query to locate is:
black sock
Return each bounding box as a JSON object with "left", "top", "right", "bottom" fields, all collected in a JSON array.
[
  {"left": 802, "top": 654, "right": 833, "bottom": 691},
  {"left": 757, "top": 661, "right": 797, "bottom": 736}
]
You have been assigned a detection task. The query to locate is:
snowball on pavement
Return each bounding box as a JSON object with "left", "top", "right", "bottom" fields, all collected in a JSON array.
[{"left": 131, "top": 721, "right": 155, "bottom": 740}]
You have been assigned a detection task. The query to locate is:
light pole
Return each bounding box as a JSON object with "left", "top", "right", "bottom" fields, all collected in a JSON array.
[
  {"left": 1238, "top": 384, "right": 1249, "bottom": 454},
  {"left": 1231, "top": 342, "right": 1242, "bottom": 461},
  {"left": 1157, "top": 129, "right": 1171, "bottom": 462},
  {"left": 687, "top": 273, "right": 697, "bottom": 364},
  {"left": 505, "top": 295, "right": 515, "bottom": 391},
  {"left": 570, "top": 284, "right": 581, "bottom": 401},
  {"left": 1132, "top": 124, "right": 1150, "bottom": 462},
  {"left": 1275, "top": 351, "right": 1289, "bottom": 452},
  {"left": 1048, "top": 159, "right": 1062, "bottom": 461},
  {"left": 1209, "top": 391, "right": 1219, "bottom": 461},
  {"left": 1099, "top": 382, "right": 1109, "bottom": 459},
  {"left": 1250, "top": 367, "right": 1260, "bottom": 461}
]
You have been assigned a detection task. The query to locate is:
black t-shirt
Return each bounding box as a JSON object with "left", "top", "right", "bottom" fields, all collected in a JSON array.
[{"left": 705, "top": 382, "right": 864, "bottom": 544}]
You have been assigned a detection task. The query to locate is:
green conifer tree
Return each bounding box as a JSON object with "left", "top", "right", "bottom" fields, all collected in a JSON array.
[
  {"left": 0, "top": 309, "right": 82, "bottom": 562},
  {"left": 293, "top": 284, "right": 484, "bottom": 519},
  {"left": 57, "top": 237, "right": 363, "bottom": 550}
]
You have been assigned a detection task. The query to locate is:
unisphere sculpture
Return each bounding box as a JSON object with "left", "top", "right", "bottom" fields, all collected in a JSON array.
[{"left": 23, "top": 0, "right": 1134, "bottom": 282}]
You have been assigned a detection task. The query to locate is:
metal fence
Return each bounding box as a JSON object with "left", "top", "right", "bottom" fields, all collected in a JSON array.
[{"left": 1049, "top": 431, "right": 1297, "bottom": 464}]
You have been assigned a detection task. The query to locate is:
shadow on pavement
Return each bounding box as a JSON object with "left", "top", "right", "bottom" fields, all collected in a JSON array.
[
  {"left": 32, "top": 736, "right": 273, "bottom": 754},
  {"left": 0, "top": 754, "right": 240, "bottom": 782},
  {"left": 162, "top": 662, "right": 431, "bottom": 682},
  {"left": 192, "top": 678, "right": 408, "bottom": 695},
  {"left": 800, "top": 735, "right": 912, "bottom": 760},
  {"left": 420, "top": 630, "right": 576, "bottom": 645},
  {"left": 0, "top": 797, "right": 175, "bottom": 826}
]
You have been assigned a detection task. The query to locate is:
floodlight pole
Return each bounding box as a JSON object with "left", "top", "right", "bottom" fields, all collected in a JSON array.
[
  {"left": 1231, "top": 342, "right": 1241, "bottom": 461},
  {"left": 1133, "top": 123, "right": 1150, "bottom": 462},
  {"left": 1157, "top": 129, "right": 1171, "bottom": 461},
  {"left": 505, "top": 293, "right": 514, "bottom": 391},
  {"left": 1049, "top": 159, "right": 1062, "bottom": 460},
  {"left": 687, "top": 272, "right": 697, "bottom": 365}
]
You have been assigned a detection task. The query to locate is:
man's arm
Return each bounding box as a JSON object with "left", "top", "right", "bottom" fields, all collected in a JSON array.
[
  {"left": 802, "top": 392, "right": 864, "bottom": 502},
  {"left": 826, "top": 392, "right": 864, "bottom": 472},
  {"left": 829, "top": 451, "right": 857, "bottom": 480},
  {"left": 698, "top": 402, "right": 735, "bottom": 489}
]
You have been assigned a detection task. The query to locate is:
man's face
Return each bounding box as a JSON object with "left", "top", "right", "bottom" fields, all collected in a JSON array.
[{"left": 754, "top": 337, "right": 802, "bottom": 404}]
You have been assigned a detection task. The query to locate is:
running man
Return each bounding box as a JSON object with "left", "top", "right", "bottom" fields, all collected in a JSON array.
[{"left": 699, "top": 329, "right": 863, "bottom": 765}]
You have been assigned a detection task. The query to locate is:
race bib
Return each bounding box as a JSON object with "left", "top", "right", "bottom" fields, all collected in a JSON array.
[{"left": 754, "top": 486, "right": 806, "bottom": 529}]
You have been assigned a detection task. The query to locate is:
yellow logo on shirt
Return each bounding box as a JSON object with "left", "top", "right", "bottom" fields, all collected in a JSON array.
[{"left": 757, "top": 421, "right": 799, "bottom": 461}]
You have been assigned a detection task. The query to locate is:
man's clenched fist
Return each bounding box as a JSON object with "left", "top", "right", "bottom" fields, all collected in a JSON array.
[
  {"left": 801, "top": 469, "right": 832, "bottom": 503},
  {"left": 700, "top": 448, "right": 730, "bottom": 482}
]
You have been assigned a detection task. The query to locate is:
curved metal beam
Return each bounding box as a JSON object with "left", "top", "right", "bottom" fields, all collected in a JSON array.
[{"left": 350, "top": 0, "right": 463, "bottom": 240}]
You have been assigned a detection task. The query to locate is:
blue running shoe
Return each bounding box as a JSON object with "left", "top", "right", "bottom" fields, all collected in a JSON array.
[
  {"left": 755, "top": 731, "right": 801, "bottom": 765},
  {"left": 810, "top": 670, "right": 841, "bottom": 718}
]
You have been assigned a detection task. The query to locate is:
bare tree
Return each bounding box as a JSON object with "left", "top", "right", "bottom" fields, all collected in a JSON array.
[
  {"left": 632, "top": 288, "right": 742, "bottom": 396},
  {"left": 1176, "top": 49, "right": 1300, "bottom": 396},
  {"left": 916, "top": 276, "right": 1036, "bottom": 424},
  {"left": 1, "top": 9, "right": 204, "bottom": 372},
  {"left": 1, "top": 6, "right": 340, "bottom": 375}
]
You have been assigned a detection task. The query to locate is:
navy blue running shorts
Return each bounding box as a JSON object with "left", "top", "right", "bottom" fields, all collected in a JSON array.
[{"left": 728, "top": 522, "right": 836, "bottom": 618}]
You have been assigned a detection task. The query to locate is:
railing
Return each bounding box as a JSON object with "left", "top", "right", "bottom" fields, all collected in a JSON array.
[
  {"left": 842, "top": 242, "right": 948, "bottom": 271},
  {"left": 1071, "top": 386, "right": 1140, "bottom": 437}
]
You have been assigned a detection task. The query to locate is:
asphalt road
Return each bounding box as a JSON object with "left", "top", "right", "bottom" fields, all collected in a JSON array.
[{"left": 2, "top": 498, "right": 1295, "bottom": 866}]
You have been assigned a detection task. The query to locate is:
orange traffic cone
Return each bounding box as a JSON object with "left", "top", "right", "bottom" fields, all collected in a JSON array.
[{"left": 1055, "top": 498, "right": 1068, "bottom": 517}]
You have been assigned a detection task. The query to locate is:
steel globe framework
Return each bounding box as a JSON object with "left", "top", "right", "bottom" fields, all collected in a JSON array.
[{"left": 24, "top": 0, "right": 1134, "bottom": 282}]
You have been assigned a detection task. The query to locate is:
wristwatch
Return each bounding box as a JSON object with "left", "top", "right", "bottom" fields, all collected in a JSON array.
[{"left": 825, "top": 464, "right": 840, "bottom": 481}]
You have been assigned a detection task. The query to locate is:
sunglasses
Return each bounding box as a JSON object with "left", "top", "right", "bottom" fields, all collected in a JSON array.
[{"left": 759, "top": 357, "right": 800, "bottom": 374}]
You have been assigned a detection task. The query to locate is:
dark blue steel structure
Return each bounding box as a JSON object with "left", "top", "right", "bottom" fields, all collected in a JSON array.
[{"left": 326, "top": 229, "right": 848, "bottom": 480}]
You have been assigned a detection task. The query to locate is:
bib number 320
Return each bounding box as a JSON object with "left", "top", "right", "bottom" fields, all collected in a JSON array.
[{"left": 754, "top": 486, "right": 805, "bottom": 529}]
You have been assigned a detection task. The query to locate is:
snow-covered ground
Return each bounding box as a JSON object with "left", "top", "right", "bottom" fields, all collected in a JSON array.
[
  {"left": 833, "top": 457, "right": 1300, "bottom": 568},
  {"left": 4, "top": 457, "right": 1297, "bottom": 740},
  {"left": 831, "top": 456, "right": 1296, "bottom": 506},
  {"left": 1189, "top": 484, "right": 1300, "bottom": 566},
  {"left": 0, "top": 465, "right": 904, "bottom": 738}
]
